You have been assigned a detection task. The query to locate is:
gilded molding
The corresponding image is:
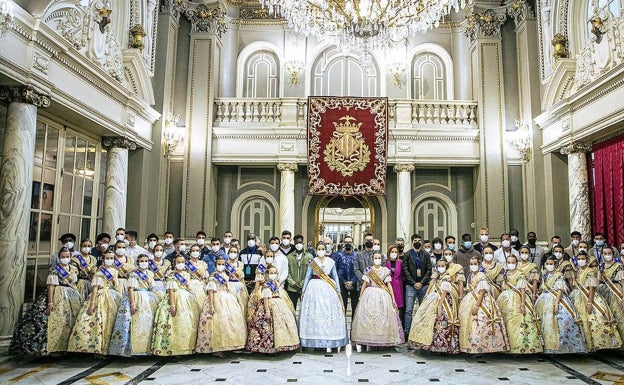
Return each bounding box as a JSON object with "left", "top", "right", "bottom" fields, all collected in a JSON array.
[
  {"left": 277, "top": 162, "right": 298, "bottom": 172},
  {"left": 560, "top": 142, "right": 592, "bottom": 155},
  {"left": 0, "top": 85, "right": 51, "bottom": 107},
  {"left": 393, "top": 163, "right": 415, "bottom": 173},
  {"left": 102, "top": 136, "right": 138, "bottom": 150},
  {"left": 507, "top": 0, "right": 533, "bottom": 27},
  {"left": 184, "top": 4, "right": 227, "bottom": 37},
  {"left": 464, "top": 6, "right": 508, "bottom": 42},
  {"left": 160, "top": 0, "right": 188, "bottom": 21}
]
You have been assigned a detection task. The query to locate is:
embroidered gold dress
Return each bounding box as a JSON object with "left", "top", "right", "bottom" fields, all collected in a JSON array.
[
  {"left": 409, "top": 263, "right": 464, "bottom": 354},
  {"left": 149, "top": 258, "right": 170, "bottom": 296},
  {"left": 482, "top": 262, "right": 504, "bottom": 299},
  {"left": 70, "top": 253, "right": 97, "bottom": 300},
  {"left": 68, "top": 267, "right": 122, "bottom": 354},
  {"left": 114, "top": 255, "right": 135, "bottom": 295},
  {"left": 459, "top": 271, "right": 509, "bottom": 353},
  {"left": 227, "top": 260, "right": 250, "bottom": 320},
  {"left": 151, "top": 271, "right": 200, "bottom": 356},
  {"left": 570, "top": 265, "right": 622, "bottom": 351},
  {"left": 597, "top": 261, "right": 624, "bottom": 341},
  {"left": 496, "top": 269, "right": 543, "bottom": 353},
  {"left": 186, "top": 259, "right": 208, "bottom": 309}
]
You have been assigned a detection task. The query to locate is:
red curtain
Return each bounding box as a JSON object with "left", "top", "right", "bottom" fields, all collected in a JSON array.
[{"left": 592, "top": 134, "right": 624, "bottom": 246}]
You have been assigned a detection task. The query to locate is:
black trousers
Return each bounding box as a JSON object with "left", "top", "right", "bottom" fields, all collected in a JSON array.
[
  {"left": 341, "top": 285, "right": 359, "bottom": 315},
  {"left": 287, "top": 289, "right": 301, "bottom": 311}
]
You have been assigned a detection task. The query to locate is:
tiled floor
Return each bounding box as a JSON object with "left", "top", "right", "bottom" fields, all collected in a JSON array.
[{"left": 1, "top": 347, "right": 624, "bottom": 385}]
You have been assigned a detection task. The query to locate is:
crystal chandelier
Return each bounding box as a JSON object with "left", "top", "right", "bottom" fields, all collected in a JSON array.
[{"left": 260, "top": 0, "right": 469, "bottom": 51}]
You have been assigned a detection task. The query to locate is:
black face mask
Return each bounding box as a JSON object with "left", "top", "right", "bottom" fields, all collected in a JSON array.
[
  {"left": 345, "top": 244, "right": 353, "bottom": 251},
  {"left": 528, "top": 238, "right": 537, "bottom": 245},
  {"left": 397, "top": 245, "right": 404, "bottom": 252},
  {"left": 364, "top": 241, "right": 374, "bottom": 248},
  {"left": 413, "top": 242, "right": 421, "bottom": 249}
]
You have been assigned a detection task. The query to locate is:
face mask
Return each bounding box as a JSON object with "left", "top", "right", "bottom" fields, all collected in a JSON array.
[
  {"left": 154, "top": 251, "right": 163, "bottom": 258},
  {"left": 248, "top": 240, "right": 256, "bottom": 248},
  {"left": 373, "top": 258, "right": 382, "bottom": 265},
  {"left": 572, "top": 239, "right": 580, "bottom": 246},
  {"left": 424, "top": 248, "right": 431, "bottom": 253},
  {"left": 164, "top": 238, "right": 173, "bottom": 245},
  {"left": 444, "top": 254, "right": 453, "bottom": 262},
  {"left": 148, "top": 241, "right": 157, "bottom": 249},
  {"left": 116, "top": 235, "right": 125, "bottom": 241},
  {"left": 507, "top": 263, "right": 516, "bottom": 270},
  {"left": 372, "top": 244, "right": 380, "bottom": 251},
  {"left": 104, "top": 259, "right": 114, "bottom": 266},
  {"left": 229, "top": 253, "right": 238, "bottom": 260},
  {"left": 100, "top": 243, "right": 109, "bottom": 250},
  {"left": 139, "top": 262, "right": 149, "bottom": 269},
  {"left": 484, "top": 253, "right": 494, "bottom": 261},
  {"left": 437, "top": 267, "right": 446, "bottom": 274},
  {"left": 577, "top": 259, "right": 587, "bottom": 267},
  {"left": 211, "top": 245, "right": 220, "bottom": 253},
  {"left": 81, "top": 247, "right": 91, "bottom": 254},
  {"left": 595, "top": 240, "right": 605, "bottom": 247},
  {"left": 60, "top": 257, "right": 70, "bottom": 265},
  {"left": 554, "top": 252, "right": 563, "bottom": 259},
  {"left": 397, "top": 245, "right": 404, "bottom": 252},
  {"left": 270, "top": 244, "right": 279, "bottom": 252},
  {"left": 265, "top": 257, "right": 274, "bottom": 264},
  {"left": 463, "top": 241, "right": 472, "bottom": 249},
  {"left": 191, "top": 251, "right": 200, "bottom": 259},
  {"left": 511, "top": 236, "right": 519, "bottom": 242},
  {"left": 216, "top": 264, "right": 225, "bottom": 272},
  {"left": 470, "top": 265, "right": 479, "bottom": 272},
  {"left": 282, "top": 239, "right": 291, "bottom": 246},
  {"left": 115, "top": 248, "right": 125, "bottom": 256},
  {"left": 434, "top": 243, "right": 442, "bottom": 250},
  {"left": 268, "top": 273, "right": 278, "bottom": 280},
  {"left": 317, "top": 250, "right": 326, "bottom": 257},
  {"left": 65, "top": 242, "right": 74, "bottom": 250},
  {"left": 389, "top": 252, "right": 398, "bottom": 260},
  {"left": 295, "top": 243, "right": 304, "bottom": 251},
  {"left": 528, "top": 238, "right": 536, "bottom": 245},
  {"left": 176, "top": 263, "right": 185, "bottom": 270},
  {"left": 579, "top": 248, "right": 587, "bottom": 253},
  {"left": 344, "top": 243, "right": 353, "bottom": 251},
  {"left": 365, "top": 241, "right": 374, "bottom": 248},
  {"left": 325, "top": 245, "right": 333, "bottom": 252},
  {"left": 224, "top": 237, "right": 232, "bottom": 245},
  {"left": 197, "top": 239, "right": 205, "bottom": 246},
  {"left": 501, "top": 240, "right": 511, "bottom": 248},
  {"left": 447, "top": 244, "right": 455, "bottom": 251},
  {"left": 545, "top": 264, "right": 555, "bottom": 272},
  {"left": 179, "top": 245, "right": 187, "bottom": 252},
  {"left": 480, "top": 235, "right": 489, "bottom": 243},
  {"left": 124, "top": 239, "right": 130, "bottom": 246},
  {"left": 520, "top": 253, "right": 529, "bottom": 260},
  {"left": 604, "top": 254, "right": 614, "bottom": 262}
]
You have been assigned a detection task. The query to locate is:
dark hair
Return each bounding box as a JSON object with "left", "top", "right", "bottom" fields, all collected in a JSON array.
[
  {"left": 342, "top": 235, "right": 353, "bottom": 242},
  {"left": 115, "top": 240, "right": 126, "bottom": 247},
  {"left": 519, "top": 245, "right": 531, "bottom": 253},
  {"left": 126, "top": 230, "right": 138, "bottom": 239},
  {"left": 551, "top": 235, "right": 561, "bottom": 241},
  {"left": 197, "top": 231, "right": 207, "bottom": 237},
  {"left": 444, "top": 235, "right": 456, "bottom": 242},
  {"left": 173, "top": 238, "right": 184, "bottom": 244},
  {"left": 461, "top": 233, "right": 471, "bottom": 241},
  {"left": 281, "top": 230, "right": 292, "bottom": 237},
  {"left": 510, "top": 229, "right": 519, "bottom": 236},
  {"left": 164, "top": 231, "right": 174, "bottom": 237},
  {"left": 80, "top": 238, "right": 92, "bottom": 245},
  {"left": 506, "top": 254, "right": 518, "bottom": 263},
  {"left": 58, "top": 233, "right": 76, "bottom": 242},
  {"left": 269, "top": 236, "right": 280, "bottom": 243},
  {"left": 137, "top": 254, "right": 149, "bottom": 261},
  {"left": 147, "top": 233, "right": 159, "bottom": 241},
  {"left": 211, "top": 237, "right": 220, "bottom": 243},
  {"left": 58, "top": 246, "right": 71, "bottom": 256},
  {"left": 432, "top": 237, "right": 443, "bottom": 245},
  {"left": 500, "top": 233, "right": 510, "bottom": 239},
  {"left": 364, "top": 232, "right": 374, "bottom": 238},
  {"left": 116, "top": 227, "right": 126, "bottom": 233},
  {"left": 96, "top": 233, "right": 111, "bottom": 242},
  {"left": 410, "top": 234, "right": 422, "bottom": 241},
  {"left": 527, "top": 231, "right": 537, "bottom": 238},
  {"left": 294, "top": 234, "right": 304, "bottom": 242},
  {"left": 571, "top": 231, "right": 582, "bottom": 237}
]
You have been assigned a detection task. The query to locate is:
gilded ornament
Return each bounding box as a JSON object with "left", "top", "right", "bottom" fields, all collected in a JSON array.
[{"left": 323, "top": 115, "right": 371, "bottom": 177}]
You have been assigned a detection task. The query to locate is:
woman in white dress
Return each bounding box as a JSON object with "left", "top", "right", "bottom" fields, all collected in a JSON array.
[{"left": 299, "top": 244, "right": 348, "bottom": 353}]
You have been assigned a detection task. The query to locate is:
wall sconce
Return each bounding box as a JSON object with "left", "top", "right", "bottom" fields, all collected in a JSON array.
[
  {"left": 509, "top": 118, "right": 532, "bottom": 162},
  {"left": 163, "top": 113, "right": 184, "bottom": 158},
  {"left": 285, "top": 60, "right": 303, "bottom": 85},
  {"left": 388, "top": 61, "right": 407, "bottom": 88},
  {"left": 129, "top": 24, "right": 146, "bottom": 50},
  {"left": 551, "top": 33, "right": 569, "bottom": 59},
  {"left": 0, "top": 0, "right": 14, "bottom": 37}
]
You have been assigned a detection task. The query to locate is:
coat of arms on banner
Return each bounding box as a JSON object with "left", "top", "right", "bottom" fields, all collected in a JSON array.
[{"left": 307, "top": 97, "right": 388, "bottom": 196}]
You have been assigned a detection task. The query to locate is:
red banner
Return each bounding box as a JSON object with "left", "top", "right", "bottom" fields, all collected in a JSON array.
[{"left": 307, "top": 97, "right": 388, "bottom": 196}]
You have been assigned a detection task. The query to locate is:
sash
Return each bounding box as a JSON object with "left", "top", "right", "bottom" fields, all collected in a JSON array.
[
  {"left": 134, "top": 269, "right": 149, "bottom": 282},
  {"left": 54, "top": 264, "right": 72, "bottom": 284},
  {"left": 149, "top": 260, "right": 164, "bottom": 280},
  {"left": 76, "top": 254, "right": 89, "bottom": 269},
  {"left": 257, "top": 264, "right": 267, "bottom": 274},
  {"left": 100, "top": 267, "right": 114, "bottom": 281},
  {"left": 113, "top": 258, "right": 128, "bottom": 277},
  {"left": 578, "top": 284, "right": 614, "bottom": 325},
  {"left": 225, "top": 262, "right": 236, "bottom": 275},
  {"left": 214, "top": 273, "right": 227, "bottom": 286},
  {"left": 309, "top": 259, "right": 344, "bottom": 314},
  {"left": 267, "top": 280, "right": 279, "bottom": 293},
  {"left": 174, "top": 272, "right": 188, "bottom": 286},
  {"left": 509, "top": 284, "right": 541, "bottom": 334},
  {"left": 185, "top": 260, "right": 203, "bottom": 280},
  {"left": 471, "top": 291, "right": 501, "bottom": 334},
  {"left": 602, "top": 272, "right": 624, "bottom": 301},
  {"left": 366, "top": 268, "right": 393, "bottom": 299},
  {"left": 441, "top": 292, "right": 461, "bottom": 332},
  {"left": 543, "top": 280, "right": 579, "bottom": 322}
]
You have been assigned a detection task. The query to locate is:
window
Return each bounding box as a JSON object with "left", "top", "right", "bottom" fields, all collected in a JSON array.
[
  {"left": 239, "top": 198, "right": 275, "bottom": 244},
  {"left": 243, "top": 51, "right": 279, "bottom": 98},
  {"left": 411, "top": 53, "right": 447, "bottom": 100},
  {"left": 414, "top": 199, "right": 449, "bottom": 241},
  {"left": 312, "top": 47, "right": 379, "bottom": 96}
]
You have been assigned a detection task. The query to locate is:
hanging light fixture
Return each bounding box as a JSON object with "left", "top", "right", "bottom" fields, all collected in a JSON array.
[
  {"left": 0, "top": 0, "right": 14, "bottom": 37},
  {"left": 259, "top": 0, "right": 470, "bottom": 53}
]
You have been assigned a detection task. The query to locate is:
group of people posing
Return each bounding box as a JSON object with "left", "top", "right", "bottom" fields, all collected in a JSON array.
[{"left": 9, "top": 226, "right": 624, "bottom": 357}]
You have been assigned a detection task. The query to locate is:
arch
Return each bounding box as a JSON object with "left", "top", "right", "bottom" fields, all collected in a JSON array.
[
  {"left": 408, "top": 43, "right": 454, "bottom": 100},
  {"left": 236, "top": 41, "right": 282, "bottom": 97},
  {"left": 242, "top": 51, "right": 279, "bottom": 98},
  {"left": 411, "top": 191, "right": 458, "bottom": 240},
  {"left": 231, "top": 190, "right": 279, "bottom": 243}
]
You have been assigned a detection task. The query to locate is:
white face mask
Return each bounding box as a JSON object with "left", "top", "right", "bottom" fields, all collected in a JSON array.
[
  {"left": 178, "top": 245, "right": 187, "bottom": 252},
  {"left": 115, "top": 248, "right": 125, "bottom": 256},
  {"left": 154, "top": 251, "right": 163, "bottom": 258},
  {"left": 468, "top": 265, "right": 478, "bottom": 273},
  {"left": 164, "top": 238, "right": 173, "bottom": 245},
  {"left": 316, "top": 250, "right": 326, "bottom": 257},
  {"left": 480, "top": 235, "right": 489, "bottom": 243},
  {"left": 579, "top": 248, "right": 587, "bottom": 253},
  {"left": 325, "top": 245, "right": 333, "bottom": 252},
  {"left": 577, "top": 259, "right": 587, "bottom": 267},
  {"left": 444, "top": 254, "right": 453, "bottom": 262},
  {"left": 373, "top": 258, "right": 382, "bottom": 265},
  {"left": 554, "top": 252, "right": 563, "bottom": 259},
  {"left": 100, "top": 243, "right": 109, "bottom": 250},
  {"left": 282, "top": 239, "right": 291, "bottom": 246},
  {"left": 484, "top": 253, "right": 494, "bottom": 261},
  {"left": 116, "top": 235, "right": 125, "bottom": 241},
  {"left": 437, "top": 267, "right": 446, "bottom": 274},
  {"left": 604, "top": 254, "right": 613, "bottom": 262},
  {"left": 229, "top": 253, "right": 238, "bottom": 260},
  {"left": 148, "top": 241, "right": 157, "bottom": 249},
  {"left": 248, "top": 240, "right": 256, "bottom": 248},
  {"left": 507, "top": 263, "right": 516, "bottom": 270},
  {"left": 372, "top": 245, "right": 380, "bottom": 251},
  {"left": 216, "top": 264, "right": 225, "bottom": 272},
  {"left": 81, "top": 247, "right": 91, "bottom": 254},
  {"left": 501, "top": 240, "right": 511, "bottom": 248},
  {"left": 265, "top": 257, "right": 274, "bottom": 264},
  {"left": 424, "top": 248, "right": 431, "bottom": 253},
  {"left": 545, "top": 264, "right": 555, "bottom": 272},
  {"left": 295, "top": 243, "right": 304, "bottom": 251},
  {"left": 572, "top": 239, "right": 580, "bottom": 246},
  {"left": 434, "top": 243, "right": 442, "bottom": 250},
  {"left": 270, "top": 244, "right": 280, "bottom": 252},
  {"left": 511, "top": 236, "right": 519, "bottom": 243},
  {"left": 65, "top": 242, "right": 74, "bottom": 250},
  {"left": 520, "top": 253, "right": 530, "bottom": 260},
  {"left": 176, "top": 263, "right": 186, "bottom": 270},
  {"left": 223, "top": 237, "right": 232, "bottom": 245},
  {"left": 211, "top": 245, "right": 220, "bottom": 253},
  {"left": 389, "top": 252, "right": 398, "bottom": 260},
  {"left": 104, "top": 259, "right": 114, "bottom": 266},
  {"left": 197, "top": 239, "right": 205, "bottom": 246},
  {"left": 190, "top": 251, "right": 200, "bottom": 259},
  {"left": 138, "top": 261, "right": 149, "bottom": 269},
  {"left": 268, "top": 273, "right": 278, "bottom": 280},
  {"left": 59, "top": 257, "right": 70, "bottom": 265}
]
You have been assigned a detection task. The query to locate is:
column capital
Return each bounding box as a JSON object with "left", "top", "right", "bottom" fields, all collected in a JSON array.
[
  {"left": 160, "top": 0, "right": 188, "bottom": 21},
  {"left": 102, "top": 137, "right": 137, "bottom": 150},
  {"left": 393, "top": 163, "right": 415, "bottom": 173},
  {"left": 0, "top": 85, "right": 50, "bottom": 107},
  {"left": 464, "top": 5, "right": 508, "bottom": 43},
  {"left": 506, "top": 0, "right": 534, "bottom": 27},
  {"left": 560, "top": 141, "right": 593, "bottom": 155},
  {"left": 184, "top": 3, "right": 227, "bottom": 37},
  {"left": 277, "top": 162, "right": 298, "bottom": 172}
]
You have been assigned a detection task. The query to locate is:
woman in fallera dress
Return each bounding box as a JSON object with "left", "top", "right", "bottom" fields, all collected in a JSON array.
[
  {"left": 351, "top": 251, "right": 404, "bottom": 351},
  {"left": 517, "top": 245, "right": 541, "bottom": 303},
  {"left": 597, "top": 246, "right": 624, "bottom": 341},
  {"left": 113, "top": 240, "right": 135, "bottom": 295},
  {"left": 569, "top": 251, "right": 622, "bottom": 351},
  {"left": 299, "top": 244, "right": 348, "bottom": 353},
  {"left": 151, "top": 255, "right": 200, "bottom": 356},
  {"left": 408, "top": 249, "right": 464, "bottom": 354},
  {"left": 196, "top": 255, "right": 247, "bottom": 355},
  {"left": 108, "top": 254, "right": 160, "bottom": 357},
  {"left": 245, "top": 250, "right": 272, "bottom": 352},
  {"left": 186, "top": 244, "right": 209, "bottom": 309},
  {"left": 68, "top": 249, "right": 123, "bottom": 355},
  {"left": 481, "top": 247, "right": 504, "bottom": 299},
  {"left": 149, "top": 243, "right": 170, "bottom": 296},
  {"left": 225, "top": 246, "right": 249, "bottom": 318},
  {"left": 535, "top": 255, "right": 587, "bottom": 354},
  {"left": 10, "top": 247, "right": 82, "bottom": 355},
  {"left": 496, "top": 255, "right": 543, "bottom": 354},
  {"left": 459, "top": 255, "right": 509, "bottom": 354},
  {"left": 71, "top": 239, "right": 97, "bottom": 300}
]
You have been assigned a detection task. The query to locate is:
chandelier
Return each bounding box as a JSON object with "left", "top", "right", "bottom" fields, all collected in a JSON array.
[{"left": 260, "top": 0, "right": 469, "bottom": 51}]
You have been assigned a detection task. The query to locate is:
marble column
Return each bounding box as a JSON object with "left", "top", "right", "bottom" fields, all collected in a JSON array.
[
  {"left": 278, "top": 162, "right": 298, "bottom": 233},
  {"left": 0, "top": 86, "right": 50, "bottom": 346},
  {"left": 561, "top": 142, "right": 593, "bottom": 240},
  {"left": 354, "top": 222, "right": 362, "bottom": 246},
  {"left": 102, "top": 137, "right": 136, "bottom": 236},
  {"left": 394, "top": 164, "right": 415, "bottom": 240}
]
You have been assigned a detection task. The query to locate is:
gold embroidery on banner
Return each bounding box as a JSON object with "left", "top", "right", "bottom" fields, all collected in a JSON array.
[{"left": 323, "top": 115, "right": 371, "bottom": 177}]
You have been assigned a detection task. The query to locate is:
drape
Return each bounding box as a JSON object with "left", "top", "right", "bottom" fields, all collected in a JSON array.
[{"left": 592, "top": 134, "right": 624, "bottom": 246}]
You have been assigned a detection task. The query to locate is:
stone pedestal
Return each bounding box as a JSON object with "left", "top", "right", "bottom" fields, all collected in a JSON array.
[
  {"left": 394, "top": 164, "right": 415, "bottom": 240},
  {"left": 0, "top": 86, "right": 50, "bottom": 347},
  {"left": 102, "top": 137, "right": 136, "bottom": 236},
  {"left": 278, "top": 163, "right": 298, "bottom": 233},
  {"left": 561, "top": 142, "right": 593, "bottom": 240}
]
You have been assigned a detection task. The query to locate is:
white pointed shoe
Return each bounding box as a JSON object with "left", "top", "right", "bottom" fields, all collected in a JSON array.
[
  {"left": 326, "top": 347, "right": 332, "bottom": 353},
  {"left": 356, "top": 344, "right": 362, "bottom": 353}
]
